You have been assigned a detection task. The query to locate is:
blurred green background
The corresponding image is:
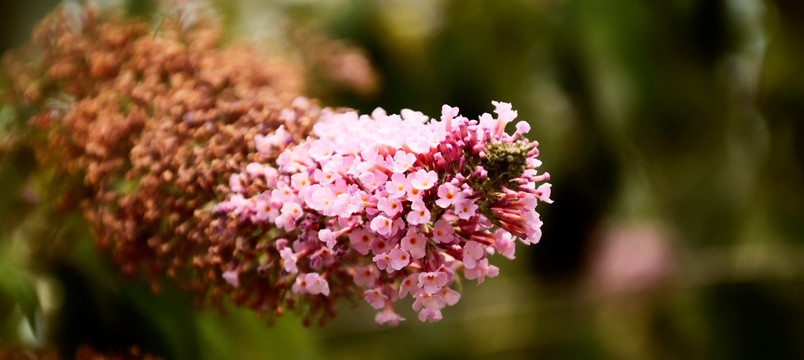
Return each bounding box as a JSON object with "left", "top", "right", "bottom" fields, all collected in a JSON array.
[{"left": 2, "top": 0, "right": 803, "bottom": 359}]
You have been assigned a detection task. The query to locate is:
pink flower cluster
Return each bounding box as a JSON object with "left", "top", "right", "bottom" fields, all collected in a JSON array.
[{"left": 216, "top": 100, "right": 551, "bottom": 325}]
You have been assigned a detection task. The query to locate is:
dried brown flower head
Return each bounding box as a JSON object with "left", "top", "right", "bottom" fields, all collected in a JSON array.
[{"left": 1, "top": 4, "right": 342, "bottom": 324}]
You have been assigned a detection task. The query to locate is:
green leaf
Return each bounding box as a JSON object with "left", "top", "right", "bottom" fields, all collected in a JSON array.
[{"left": 0, "top": 243, "right": 40, "bottom": 335}]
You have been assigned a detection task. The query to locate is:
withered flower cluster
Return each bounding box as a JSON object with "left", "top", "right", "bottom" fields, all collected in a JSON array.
[{"left": 1, "top": 5, "right": 340, "bottom": 324}]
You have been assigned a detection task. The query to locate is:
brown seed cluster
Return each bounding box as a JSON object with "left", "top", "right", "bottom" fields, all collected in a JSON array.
[{"left": 1, "top": 5, "right": 353, "bottom": 324}]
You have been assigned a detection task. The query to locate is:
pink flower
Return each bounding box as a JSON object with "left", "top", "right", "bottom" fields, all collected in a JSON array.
[
  {"left": 279, "top": 108, "right": 297, "bottom": 122},
  {"left": 375, "top": 308, "right": 405, "bottom": 326},
  {"left": 515, "top": 121, "right": 531, "bottom": 135},
  {"left": 478, "top": 113, "right": 496, "bottom": 131},
  {"left": 263, "top": 166, "right": 279, "bottom": 187},
  {"left": 254, "top": 133, "right": 274, "bottom": 155},
  {"left": 370, "top": 215, "right": 394, "bottom": 238},
  {"left": 418, "top": 271, "right": 449, "bottom": 294},
  {"left": 437, "top": 287, "right": 461, "bottom": 306},
  {"left": 492, "top": 100, "right": 518, "bottom": 136},
  {"left": 385, "top": 173, "right": 409, "bottom": 198},
  {"left": 307, "top": 185, "right": 335, "bottom": 212},
  {"left": 536, "top": 183, "right": 553, "bottom": 204},
  {"left": 401, "top": 228, "right": 426, "bottom": 259},
  {"left": 322, "top": 154, "right": 349, "bottom": 174},
  {"left": 388, "top": 151, "right": 417, "bottom": 174},
  {"left": 454, "top": 199, "right": 478, "bottom": 220},
  {"left": 357, "top": 148, "right": 379, "bottom": 170},
  {"left": 441, "top": 104, "right": 460, "bottom": 126},
  {"left": 292, "top": 272, "right": 329, "bottom": 295},
  {"left": 330, "top": 177, "right": 349, "bottom": 196},
  {"left": 222, "top": 270, "right": 240, "bottom": 288},
  {"left": 462, "top": 241, "right": 485, "bottom": 269},
  {"left": 309, "top": 138, "right": 335, "bottom": 162},
  {"left": 254, "top": 198, "right": 279, "bottom": 223},
  {"left": 407, "top": 186, "right": 423, "bottom": 200},
  {"left": 521, "top": 196, "right": 539, "bottom": 219},
  {"left": 353, "top": 265, "right": 379, "bottom": 287},
  {"left": 274, "top": 212, "right": 294, "bottom": 231},
  {"left": 276, "top": 143, "right": 312, "bottom": 172},
  {"left": 313, "top": 168, "right": 338, "bottom": 184},
  {"left": 281, "top": 202, "right": 303, "bottom": 220},
  {"left": 275, "top": 202, "right": 303, "bottom": 231},
  {"left": 494, "top": 232, "right": 516, "bottom": 260},
  {"left": 291, "top": 275, "right": 308, "bottom": 294},
  {"left": 246, "top": 162, "right": 264, "bottom": 177},
  {"left": 417, "top": 308, "right": 442, "bottom": 323},
  {"left": 389, "top": 248, "right": 411, "bottom": 271},
  {"left": 349, "top": 228, "right": 373, "bottom": 255},
  {"left": 524, "top": 221, "right": 543, "bottom": 245},
  {"left": 359, "top": 170, "right": 387, "bottom": 192},
  {"left": 318, "top": 229, "right": 337, "bottom": 248},
  {"left": 464, "top": 258, "right": 499, "bottom": 284},
  {"left": 435, "top": 182, "right": 462, "bottom": 208},
  {"left": 292, "top": 96, "right": 310, "bottom": 108},
  {"left": 279, "top": 248, "right": 298, "bottom": 273},
  {"left": 436, "top": 265, "right": 455, "bottom": 285},
  {"left": 372, "top": 252, "right": 392, "bottom": 271},
  {"left": 219, "top": 194, "right": 246, "bottom": 214},
  {"left": 305, "top": 273, "right": 330, "bottom": 296},
  {"left": 410, "top": 169, "right": 438, "bottom": 190},
  {"left": 370, "top": 237, "right": 392, "bottom": 255},
  {"left": 310, "top": 247, "right": 335, "bottom": 269},
  {"left": 405, "top": 200, "right": 431, "bottom": 225},
  {"left": 271, "top": 182, "right": 295, "bottom": 203},
  {"left": 377, "top": 196, "right": 403, "bottom": 217},
  {"left": 432, "top": 219, "right": 455, "bottom": 243},
  {"left": 347, "top": 190, "right": 371, "bottom": 214},
  {"left": 399, "top": 273, "right": 420, "bottom": 298},
  {"left": 413, "top": 292, "right": 446, "bottom": 311},
  {"left": 393, "top": 218, "right": 406, "bottom": 237},
  {"left": 229, "top": 173, "right": 244, "bottom": 193},
  {"left": 492, "top": 101, "right": 517, "bottom": 123},
  {"left": 364, "top": 288, "right": 387, "bottom": 309},
  {"left": 330, "top": 194, "right": 351, "bottom": 218}
]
